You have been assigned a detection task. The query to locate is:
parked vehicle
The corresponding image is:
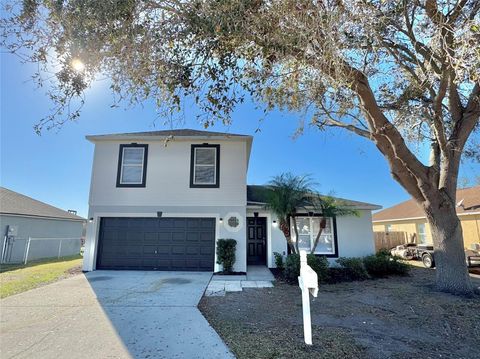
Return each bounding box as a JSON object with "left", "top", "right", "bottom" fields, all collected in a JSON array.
[{"left": 390, "top": 244, "right": 480, "bottom": 269}]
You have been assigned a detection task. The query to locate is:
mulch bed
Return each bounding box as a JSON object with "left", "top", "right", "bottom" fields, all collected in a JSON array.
[{"left": 199, "top": 268, "right": 480, "bottom": 359}]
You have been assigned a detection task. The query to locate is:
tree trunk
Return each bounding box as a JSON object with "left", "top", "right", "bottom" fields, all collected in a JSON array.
[
  {"left": 280, "top": 219, "right": 297, "bottom": 254},
  {"left": 291, "top": 215, "right": 300, "bottom": 254},
  {"left": 285, "top": 235, "right": 297, "bottom": 254},
  {"left": 424, "top": 203, "right": 473, "bottom": 296},
  {"left": 311, "top": 217, "right": 327, "bottom": 254}
]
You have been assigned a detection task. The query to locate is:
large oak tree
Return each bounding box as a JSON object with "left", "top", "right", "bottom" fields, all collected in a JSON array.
[{"left": 2, "top": 0, "right": 479, "bottom": 294}]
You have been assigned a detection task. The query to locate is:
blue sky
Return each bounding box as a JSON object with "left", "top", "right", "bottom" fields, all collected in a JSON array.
[{"left": 1, "top": 52, "right": 479, "bottom": 218}]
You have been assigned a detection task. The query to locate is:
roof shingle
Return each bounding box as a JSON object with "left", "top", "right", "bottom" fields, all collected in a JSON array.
[
  {"left": 247, "top": 185, "right": 381, "bottom": 210},
  {"left": 0, "top": 187, "right": 85, "bottom": 221},
  {"left": 372, "top": 186, "right": 480, "bottom": 222}
]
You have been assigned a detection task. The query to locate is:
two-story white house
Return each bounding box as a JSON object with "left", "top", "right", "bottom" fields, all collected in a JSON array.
[{"left": 83, "top": 129, "right": 381, "bottom": 273}]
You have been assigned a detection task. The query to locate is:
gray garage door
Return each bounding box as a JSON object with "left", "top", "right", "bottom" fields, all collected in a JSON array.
[{"left": 96, "top": 217, "right": 215, "bottom": 271}]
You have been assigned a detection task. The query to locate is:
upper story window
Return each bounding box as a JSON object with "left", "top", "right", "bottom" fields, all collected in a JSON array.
[
  {"left": 116, "top": 144, "right": 148, "bottom": 187},
  {"left": 190, "top": 144, "right": 220, "bottom": 188}
]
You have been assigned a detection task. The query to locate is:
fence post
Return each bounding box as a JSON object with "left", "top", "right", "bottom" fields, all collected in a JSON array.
[
  {"left": 24, "top": 237, "right": 31, "bottom": 265},
  {"left": 57, "top": 238, "right": 63, "bottom": 259}
]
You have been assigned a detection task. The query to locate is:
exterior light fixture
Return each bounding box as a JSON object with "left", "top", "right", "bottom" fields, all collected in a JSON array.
[
  {"left": 219, "top": 218, "right": 223, "bottom": 223},
  {"left": 88, "top": 218, "right": 93, "bottom": 223},
  {"left": 272, "top": 220, "right": 278, "bottom": 227}
]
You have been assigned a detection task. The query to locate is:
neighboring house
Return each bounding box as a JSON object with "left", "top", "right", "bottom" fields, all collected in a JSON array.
[
  {"left": 372, "top": 186, "right": 480, "bottom": 250},
  {"left": 0, "top": 187, "right": 85, "bottom": 263},
  {"left": 83, "top": 129, "right": 381, "bottom": 272}
]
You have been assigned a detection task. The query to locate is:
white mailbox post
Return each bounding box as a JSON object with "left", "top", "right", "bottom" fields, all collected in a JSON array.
[{"left": 298, "top": 250, "right": 318, "bottom": 345}]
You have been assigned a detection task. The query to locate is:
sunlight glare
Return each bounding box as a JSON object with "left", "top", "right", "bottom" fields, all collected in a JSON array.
[{"left": 71, "top": 58, "right": 85, "bottom": 72}]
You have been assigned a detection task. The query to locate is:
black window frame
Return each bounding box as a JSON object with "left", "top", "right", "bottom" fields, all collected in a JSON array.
[
  {"left": 190, "top": 144, "right": 220, "bottom": 188},
  {"left": 116, "top": 143, "right": 148, "bottom": 188}
]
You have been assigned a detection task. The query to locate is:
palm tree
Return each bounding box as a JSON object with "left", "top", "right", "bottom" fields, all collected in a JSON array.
[
  {"left": 266, "top": 173, "right": 358, "bottom": 255},
  {"left": 266, "top": 173, "right": 315, "bottom": 254}
]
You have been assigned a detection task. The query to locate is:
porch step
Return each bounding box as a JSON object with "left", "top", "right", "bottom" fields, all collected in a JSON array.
[
  {"left": 205, "top": 280, "right": 274, "bottom": 297},
  {"left": 246, "top": 265, "right": 275, "bottom": 281}
]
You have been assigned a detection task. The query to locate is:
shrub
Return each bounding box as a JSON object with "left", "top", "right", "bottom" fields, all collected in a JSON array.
[
  {"left": 283, "top": 253, "right": 329, "bottom": 283},
  {"left": 284, "top": 254, "right": 300, "bottom": 282},
  {"left": 273, "top": 252, "right": 284, "bottom": 270},
  {"left": 326, "top": 267, "right": 353, "bottom": 283},
  {"left": 307, "top": 255, "right": 329, "bottom": 283},
  {"left": 363, "top": 253, "right": 410, "bottom": 278},
  {"left": 216, "top": 239, "right": 237, "bottom": 272},
  {"left": 336, "top": 257, "right": 370, "bottom": 281},
  {"left": 376, "top": 248, "right": 392, "bottom": 257}
]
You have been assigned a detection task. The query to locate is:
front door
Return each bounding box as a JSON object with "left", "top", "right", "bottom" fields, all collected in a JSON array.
[{"left": 247, "top": 217, "right": 267, "bottom": 265}]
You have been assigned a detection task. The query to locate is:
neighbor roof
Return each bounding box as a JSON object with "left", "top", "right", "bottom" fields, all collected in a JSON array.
[
  {"left": 372, "top": 185, "right": 480, "bottom": 222},
  {"left": 246, "top": 185, "right": 381, "bottom": 210},
  {"left": 86, "top": 128, "right": 251, "bottom": 141},
  {"left": 0, "top": 187, "right": 85, "bottom": 221}
]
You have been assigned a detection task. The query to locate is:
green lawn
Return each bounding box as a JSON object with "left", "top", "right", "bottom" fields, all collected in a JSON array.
[{"left": 0, "top": 255, "right": 83, "bottom": 298}]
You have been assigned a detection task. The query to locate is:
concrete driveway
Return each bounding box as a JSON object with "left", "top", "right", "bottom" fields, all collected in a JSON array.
[{"left": 1, "top": 271, "right": 234, "bottom": 359}]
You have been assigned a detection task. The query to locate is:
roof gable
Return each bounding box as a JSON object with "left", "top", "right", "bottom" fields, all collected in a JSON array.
[{"left": 0, "top": 187, "right": 85, "bottom": 221}]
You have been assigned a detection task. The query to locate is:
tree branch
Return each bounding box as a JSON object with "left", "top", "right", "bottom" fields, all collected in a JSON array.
[
  {"left": 449, "top": 74, "right": 463, "bottom": 123},
  {"left": 450, "top": 82, "right": 480, "bottom": 148},
  {"left": 315, "top": 117, "right": 373, "bottom": 139}
]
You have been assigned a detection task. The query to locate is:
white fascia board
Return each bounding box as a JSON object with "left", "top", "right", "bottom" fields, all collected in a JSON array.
[{"left": 85, "top": 134, "right": 253, "bottom": 143}]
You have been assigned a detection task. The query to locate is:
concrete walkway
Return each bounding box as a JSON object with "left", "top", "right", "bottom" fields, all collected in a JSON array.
[
  {"left": 206, "top": 266, "right": 275, "bottom": 296},
  {"left": 1, "top": 271, "right": 234, "bottom": 359}
]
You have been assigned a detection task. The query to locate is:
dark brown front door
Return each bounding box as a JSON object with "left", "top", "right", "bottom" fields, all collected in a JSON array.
[{"left": 247, "top": 217, "right": 267, "bottom": 265}]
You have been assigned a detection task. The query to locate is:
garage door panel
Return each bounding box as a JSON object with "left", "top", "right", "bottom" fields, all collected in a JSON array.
[
  {"left": 171, "top": 245, "right": 186, "bottom": 254},
  {"left": 200, "top": 247, "right": 213, "bottom": 255},
  {"left": 156, "top": 245, "right": 170, "bottom": 254},
  {"left": 186, "top": 232, "right": 199, "bottom": 241},
  {"left": 142, "top": 245, "right": 157, "bottom": 254},
  {"left": 97, "top": 217, "right": 215, "bottom": 271},
  {"left": 158, "top": 232, "right": 172, "bottom": 242},
  {"left": 186, "top": 247, "right": 199, "bottom": 255},
  {"left": 172, "top": 232, "right": 186, "bottom": 241},
  {"left": 199, "top": 232, "right": 214, "bottom": 242},
  {"left": 144, "top": 232, "right": 158, "bottom": 241},
  {"left": 201, "top": 220, "right": 215, "bottom": 229}
]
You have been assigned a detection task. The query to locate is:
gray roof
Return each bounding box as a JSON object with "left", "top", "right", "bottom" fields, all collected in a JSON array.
[
  {"left": 0, "top": 187, "right": 85, "bottom": 221},
  {"left": 86, "top": 128, "right": 251, "bottom": 141},
  {"left": 247, "top": 185, "right": 381, "bottom": 210}
]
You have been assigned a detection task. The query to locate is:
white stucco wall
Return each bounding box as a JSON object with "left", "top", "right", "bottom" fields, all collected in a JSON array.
[
  {"left": 84, "top": 137, "right": 249, "bottom": 272},
  {"left": 83, "top": 205, "right": 247, "bottom": 272},
  {"left": 334, "top": 210, "right": 376, "bottom": 260},
  {"left": 265, "top": 209, "right": 376, "bottom": 267},
  {"left": 89, "top": 139, "right": 247, "bottom": 207}
]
